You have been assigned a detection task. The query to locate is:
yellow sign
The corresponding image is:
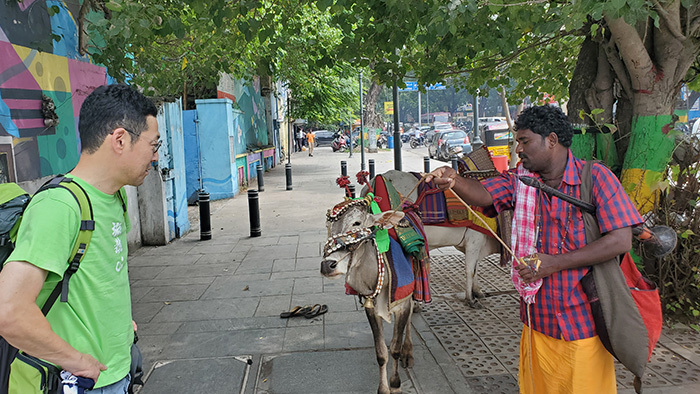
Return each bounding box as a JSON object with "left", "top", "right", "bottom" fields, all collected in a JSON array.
[{"left": 384, "top": 101, "right": 394, "bottom": 115}]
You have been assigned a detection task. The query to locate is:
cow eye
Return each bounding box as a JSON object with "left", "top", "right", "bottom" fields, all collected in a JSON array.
[{"left": 353, "top": 221, "right": 361, "bottom": 227}]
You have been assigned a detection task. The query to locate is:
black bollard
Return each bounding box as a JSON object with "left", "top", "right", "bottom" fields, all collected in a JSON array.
[
  {"left": 341, "top": 160, "right": 347, "bottom": 176},
  {"left": 248, "top": 190, "right": 261, "bottom": 237},
  {"left": 285, "top": 163, "right": 292, "bottom": 190},
  {"left": 369, "top": 159, "right": 375, "bottom": 179},
  {"left": 256, "top": 164, "right": 264, "bottom": 192},
  {"left": 198, "top": 191, "right": 212, "bottom": 241},
  {"left": 348, "top": 185, "right": 356, "bottom": 198},
  {"left": 451, "top": 156, "right": 459, "bottom": 171},
  {"left": 424, "top": 156, "right": 430, "bottom": 173}
]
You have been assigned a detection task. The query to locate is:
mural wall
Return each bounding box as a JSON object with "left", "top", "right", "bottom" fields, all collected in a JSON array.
[
  {"left": 217, "top": 74, "right": 269, "bottom": 151},
  {"left": 0, "top": 1, "right": 109, "bottom": 182}
]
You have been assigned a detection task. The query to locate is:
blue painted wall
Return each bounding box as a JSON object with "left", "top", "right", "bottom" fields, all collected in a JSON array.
[
  {"left": 165, "top": 101, "right": 189, "bottom": 237},
  {"left": 195, "top": 98, "right": 238, "bottom": 200},
  {"left": 183, "top": 110, "right": 200, "bottom": 204}
]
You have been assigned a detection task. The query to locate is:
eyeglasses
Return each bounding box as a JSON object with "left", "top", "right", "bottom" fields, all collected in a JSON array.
[{"left": 122, "top": 128, "right": 162, "bottom": 153}]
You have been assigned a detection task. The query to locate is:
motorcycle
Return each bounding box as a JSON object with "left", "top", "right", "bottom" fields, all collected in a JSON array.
[
  {"left": 377, "top": 134, "right": 388, "bottom": 149},
  {"left": 409, "top": 134, "right": 424, "bottom": 149},
  {"left": 331, "top": 134, "right": 348, "bottom": 152}
]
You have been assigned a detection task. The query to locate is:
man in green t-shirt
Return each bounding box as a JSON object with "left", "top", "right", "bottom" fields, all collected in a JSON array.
[{"left": 0, "top": 84, "right": 160, "bottom": 393}]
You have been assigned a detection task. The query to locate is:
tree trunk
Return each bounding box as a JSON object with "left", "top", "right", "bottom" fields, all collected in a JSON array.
[{"left": 363, "top": 81, "right": 384, "bottom": 128}]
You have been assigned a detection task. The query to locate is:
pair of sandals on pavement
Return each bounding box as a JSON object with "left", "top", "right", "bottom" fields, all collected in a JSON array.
[{"left": 280, "top": 304, "right": 328, "bottom": 319}]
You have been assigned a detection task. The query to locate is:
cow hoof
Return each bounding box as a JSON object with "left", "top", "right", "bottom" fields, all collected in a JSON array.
[
  {"left": 401, "top": 354, "right": 414, "bottom": 368},
  {"left": 468, "top": 298, "right": 484, "bottom": 309},
  {"left": 378, "top": 386, "right": 391, "bottom": 394},
  {"left": 473, "top": 289, "right": 486, "bottom": 299},
  {"left": 390, "top": 375, "right": 401, "bottom": 389}
]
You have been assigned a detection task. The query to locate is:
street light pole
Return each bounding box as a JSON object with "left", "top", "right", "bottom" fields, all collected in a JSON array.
[
  {"left": 393, "top": 80, "right": 402, "bottom": 171},
  {"left": 359, "top": 71, "right": 365, "bottom": 171}
]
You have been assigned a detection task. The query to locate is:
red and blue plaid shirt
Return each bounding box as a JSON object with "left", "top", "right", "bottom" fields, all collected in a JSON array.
[{"left": 481, "top": 151, "right": 643, "bottom": 340}]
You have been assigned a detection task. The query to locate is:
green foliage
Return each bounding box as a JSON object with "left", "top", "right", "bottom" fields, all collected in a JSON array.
[
  {"left": 647, "top": 137, "right": 700, "bottom": 326},
  {"left": 85, "top": 0, "right": 358, "bottom": 125}
]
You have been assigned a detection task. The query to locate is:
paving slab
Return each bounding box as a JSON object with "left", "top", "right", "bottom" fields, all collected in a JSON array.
[
  {"left": 254, "top": 349, "right": 418, "bottom": 394},
  {"left": 140, "top": 356, "right": 251, "bottom": 394}
]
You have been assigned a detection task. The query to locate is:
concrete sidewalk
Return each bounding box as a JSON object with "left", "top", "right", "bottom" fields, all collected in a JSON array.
[{"left": 130, "top": 144, "right": 700, "bottom": 393}]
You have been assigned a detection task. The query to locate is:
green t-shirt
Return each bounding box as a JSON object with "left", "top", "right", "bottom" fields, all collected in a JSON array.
[{"left": 6, "top": 175, "right": 133, "bottom": 389}]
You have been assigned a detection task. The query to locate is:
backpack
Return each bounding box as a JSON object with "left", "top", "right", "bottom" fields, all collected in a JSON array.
[
  {"left": 0, "top": 175, "right": 126, "bottom": 394},
  {"left": 579, "top": 161, "right": 663, "bottom": 394}
]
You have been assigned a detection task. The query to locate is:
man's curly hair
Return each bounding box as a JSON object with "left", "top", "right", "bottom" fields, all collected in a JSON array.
[{"left": 514, "top": 105, "right": 573, "bottom": 148}]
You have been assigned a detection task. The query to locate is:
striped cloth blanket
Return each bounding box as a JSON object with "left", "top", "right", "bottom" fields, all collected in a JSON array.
[
  {"left": 411, "top": 172, "right": 497, "bottom": 237},
  {"left": 369, "top": 175, "right": 431, "bottom": 303}
]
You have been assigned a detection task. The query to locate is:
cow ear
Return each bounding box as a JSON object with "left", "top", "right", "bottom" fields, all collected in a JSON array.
[{"left": 371, "top": 210, "right": 405, "bottom": 229}]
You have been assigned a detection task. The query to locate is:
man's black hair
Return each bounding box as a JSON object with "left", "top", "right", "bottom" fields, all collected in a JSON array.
[
  {"left": 514, "top": 105, "right": 573, "bottom": 148},
  {"left": 78, "top": 84, "right": 158, "bottom": 153}
]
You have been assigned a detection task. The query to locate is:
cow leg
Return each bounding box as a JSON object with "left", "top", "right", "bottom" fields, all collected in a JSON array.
[
  {"left": 366, "top": 306, "right": 391, "bottom": 394},
  {"left": 400, "top": 301, "right": 414, "bottom": 369},
  {"left": 389, "top": 300, "right": 413, "bottom": 392},
  {"left": 458, "top": 229, "right": 488, "bottom": 308}
]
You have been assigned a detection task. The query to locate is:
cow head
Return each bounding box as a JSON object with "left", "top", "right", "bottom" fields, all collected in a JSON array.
[{"left": 321, "top": 198, "right": 404, "bottom": 294}]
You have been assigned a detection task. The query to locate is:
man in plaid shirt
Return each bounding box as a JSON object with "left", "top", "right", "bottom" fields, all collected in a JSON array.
[{"left": 428, "top": 105, "right": 642, "bottom": 393}]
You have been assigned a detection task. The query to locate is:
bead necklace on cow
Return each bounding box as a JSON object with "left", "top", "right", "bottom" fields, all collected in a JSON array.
[{"left": 325, "top": 196, "right": 388, "bottom": 305}]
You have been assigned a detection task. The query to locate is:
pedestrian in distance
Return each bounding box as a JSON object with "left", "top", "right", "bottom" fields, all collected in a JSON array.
[
  {"left": 426, "top": 105, "right": 642, "bottom": 393},
  {"left": 0, "top": 84, "right": 160, "bottom": 393},
  {"left": 306, "top": 130, "right": 315, "bottom": 157},
  {"left": 296, "top": 128, "right": 305, "bottom": 152}
]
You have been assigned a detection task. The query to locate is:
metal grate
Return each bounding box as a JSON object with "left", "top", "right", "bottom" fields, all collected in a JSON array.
[
  {"left": 465, "top": 375, "right": 519, "bottom": 394},
  {"left": 423, "top": 311, "right": 465, "bottom": 327},
  {"left": 455, "top": 355, "right": 510, "bottom": 376}
]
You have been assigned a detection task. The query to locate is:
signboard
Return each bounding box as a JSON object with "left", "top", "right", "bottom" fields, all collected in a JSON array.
[
  {"left": 384, "top": 101, "right": 394, "bottom": 114},
  {"left": 398, "top": 82, "right": 447, "bottom": 92}
]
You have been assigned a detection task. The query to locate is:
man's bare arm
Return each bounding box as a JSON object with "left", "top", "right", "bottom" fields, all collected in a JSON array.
[
  {"left": 0, "top": 261, "right": 106, "bottom": 380},
  {"left": 426, "top": 166, "right": 493, "bottom": 206}
]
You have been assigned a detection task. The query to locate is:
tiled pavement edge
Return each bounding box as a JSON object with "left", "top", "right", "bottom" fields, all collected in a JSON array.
[{"left": 130, "top": 146, "right": 700, "bottom": 393}]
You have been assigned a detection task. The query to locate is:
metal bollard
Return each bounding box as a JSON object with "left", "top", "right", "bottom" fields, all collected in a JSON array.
[
  {"left": 285, "top": 163, "right": 292, "bottom": 190},
  {"left": 248, "top": 190, "right": 261, "bottom": 237},
  {"left": 341, "top": 160, "right": 347, "bottom": 176},
  {"left": 369, "top": 159, "right": 375, "bottom": 179},
  {"left": 198, "top": 191, "right": 212, "bottom": 241},
  {"left": 424, "top": 156, "right": 430, "bottom": 173},
  {"left": 451, "top": 157, "right": 459, "bottom": 171},
  {"left": 256, "top": 164, "right": 264, "bottom": 192},
  {"left": 348, "top": 185, "right": 356, "bottom": 198}
]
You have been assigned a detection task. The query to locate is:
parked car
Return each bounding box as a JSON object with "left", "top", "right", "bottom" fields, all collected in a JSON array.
[
  {"left": 424, "top": 123, "right": 453, "bottom": 146},
  {"left": 312, "top": 130, "right": 335, "bottom": 147},
  {"left": 428, "top": 130, "right": 472, "bottom": 161}
]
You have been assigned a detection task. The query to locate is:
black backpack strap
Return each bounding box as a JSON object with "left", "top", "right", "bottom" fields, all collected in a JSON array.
[{"left": 34, "top": 176, "right": 94, "bottom": 311}]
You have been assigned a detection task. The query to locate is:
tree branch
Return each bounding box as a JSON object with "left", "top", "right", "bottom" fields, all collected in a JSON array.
[
  {"left": 441, "top": 29, "right": 575, "bottom": 76},
  {"left": 652, "top": 0, "right": 686, "bottom": 40},
  {"left": 601, "top": 35, "right": 633, "bottom": 99},
  {"left": 604, "top": 15, "right": 654, "bottom": 92}
]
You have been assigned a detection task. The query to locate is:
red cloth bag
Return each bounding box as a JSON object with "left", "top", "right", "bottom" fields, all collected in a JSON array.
[{"left": 620, "top": 253, "right": 663, "bottom": 361}]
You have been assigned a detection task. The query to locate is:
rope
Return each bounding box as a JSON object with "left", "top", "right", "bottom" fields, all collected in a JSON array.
[{"left": 444, "top": 184, "right": 523, "bottom": 265}]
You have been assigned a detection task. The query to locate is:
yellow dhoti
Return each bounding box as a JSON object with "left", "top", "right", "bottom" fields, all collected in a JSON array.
[{"left": 519, "top": 326, "right": 616, "bottom": 394}]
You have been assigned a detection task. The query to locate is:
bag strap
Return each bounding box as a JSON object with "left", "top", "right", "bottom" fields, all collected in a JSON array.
[
  {"left": 34, "top": 176, "right": 95, "bottom": 314},
  {"left": 580, "top": 160, "right": 601, "bottom": 240}
]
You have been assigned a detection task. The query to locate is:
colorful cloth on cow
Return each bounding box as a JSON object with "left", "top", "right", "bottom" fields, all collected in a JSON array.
[
  {"left": 519, "top": 325, "right": 615, "bottom": 394},
  {"left": 412, "top": 173, "right": 447, "bottom": 224},
  {"left": 369, "top": 175, "right": 431, "bottom": 303},
  {"left": 372, "top": 175, "right": 425, "bottom": 257},
  {"left": 412, "top": 172, "right": 498, "bottom": 236},
  {"left": 480, "top": 150, "right": 643, "bottom": 341},
  {"left": 511, "top": 164, "right": 543, "bottom": 304},
  {"left": 364, "top": 192, "right": 390, "bottom": 253},
  {"left": 386, "top": 237, "right": 415, "bottom": 306}
]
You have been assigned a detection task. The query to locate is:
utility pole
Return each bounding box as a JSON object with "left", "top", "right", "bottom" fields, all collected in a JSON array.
[
  {"left": 359, "top": 72, "right": 365, "bottom": 170},
  {"left": 393, "top": 81, "right": 401, "bottom": 171}
]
